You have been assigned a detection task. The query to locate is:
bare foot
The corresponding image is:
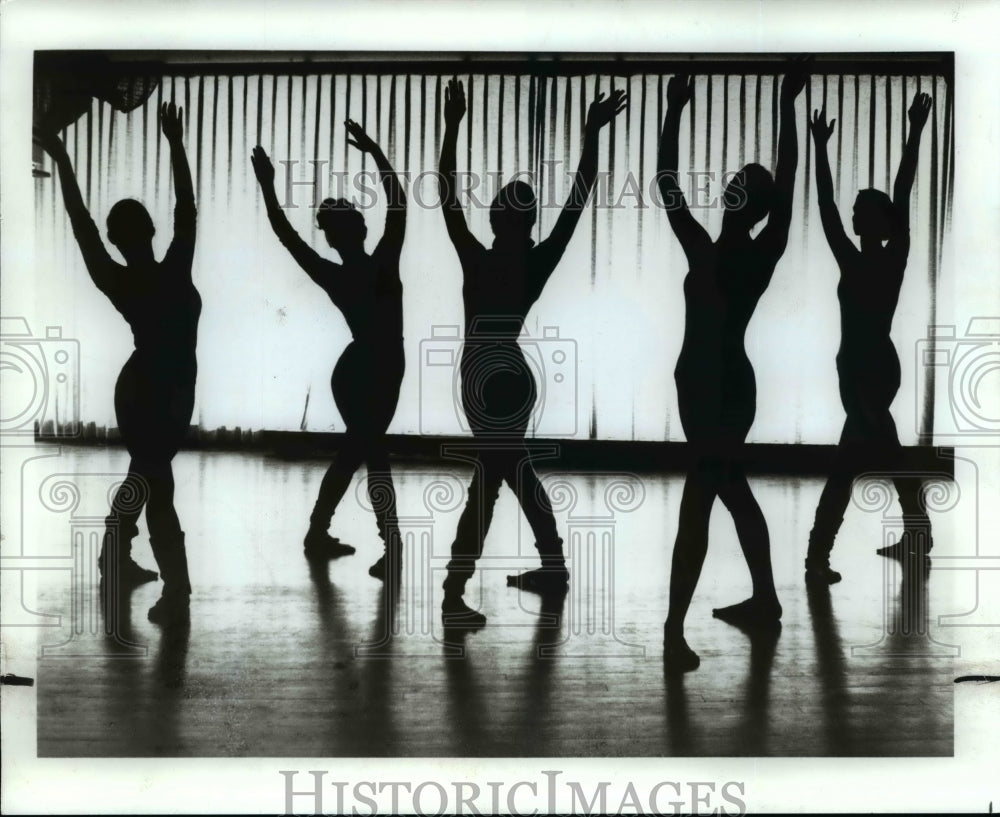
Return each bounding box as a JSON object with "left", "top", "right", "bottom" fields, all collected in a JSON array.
[
  {"left": 712, "top": 596, "right": 782, "bottom": 631},
  {"left": 506, "top": 567, "right": 569, "bottom": 595},
  {"left": 664, "top": 623, "right": 700, "bottom": 673},
  {"left": 441, "top": 595, "right": 487, "bottom": 628},
  {"left": 303, "top": 530, "right": 356, "bottom": 560}
]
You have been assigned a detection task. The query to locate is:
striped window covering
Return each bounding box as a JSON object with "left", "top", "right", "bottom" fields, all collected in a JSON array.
[{"left": 33, "top": 58, "right": 954, "bottom": 444}]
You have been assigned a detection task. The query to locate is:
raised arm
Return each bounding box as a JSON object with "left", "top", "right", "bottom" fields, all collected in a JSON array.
[
  {"left": 809, "top": 108, "right": 856, "bottom": 265},
  {"left": 34, "top": 127, "right": 117, "bottom": 289},
  {"left": 657, "top": 75, "right": 710, "bottom": 259},
  {"left": 537, "top": 89, "right": 627, "bottom": 266},
  {"left": 757, "top": 60, "right": 808, "bottom": 256},
  {"left": 251, "top": 145, "right": 334, "bottom": 285},
  {"left": 161, "top": 103, "right": 197, "bottom": 267},
  {"left": 893, "top": 92, "right": 932, "bottom": 229},
  {"left": 345, "top": 118, "right": 405, "bottom": 258},
  {"left": 438, "top": 78, "right": 481, "bottom": 260}
]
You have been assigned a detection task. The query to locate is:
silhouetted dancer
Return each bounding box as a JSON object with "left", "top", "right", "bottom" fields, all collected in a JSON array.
[
  {"left": 805, "top": 93, "right": 934, "bottom": 583},
  {"left": 659, "top": 65, "right": 807, "bottom": 671},
  {"left": 35, "top": 103, "right": 197, "bottom": 625},
  {"left": 437, "top": 78, "right": 627, "bottom": 627},
  {"left": 251, "top": 119, "right": 406, "bottom": 581}
]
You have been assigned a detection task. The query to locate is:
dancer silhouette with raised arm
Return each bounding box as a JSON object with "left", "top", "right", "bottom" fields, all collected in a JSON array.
[
  {"left": 35, "top": 103, "right": 198, "bottom": 625},
  {"left": 805, "top": 93, "right": 934, "bottom": 583},
  {"left": 438, "top": 78, "right": 626, "bottom": 627},
  {"left": 251, "top": 119, "right": 406, "bottom": 581},
  {"left": 659, "top": 64, "right": 807, "bottom": 671}
]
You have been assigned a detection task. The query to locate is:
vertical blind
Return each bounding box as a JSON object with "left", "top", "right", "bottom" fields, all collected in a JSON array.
[{"left": 34, "top": 62, "right": 954, "bottom": 445}]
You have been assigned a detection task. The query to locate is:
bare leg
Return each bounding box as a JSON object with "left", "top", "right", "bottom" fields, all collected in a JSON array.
[
  {"left": 664, "top": 463, "right": 718, "bottom": 671},
  {"left": 100, "top": 460, "right": 158, "bottom": 586},
  {"left": 712, "top": 465, "right": 782, "bottom": 629},
  {"left": 143, "top": 458, "right": 191, "bottom": 625},
  {"left": 105, "top": 461, "right": 145, "bottom": 541},
  {"left": 807, "top": 416, "right": 864, "bottom": 583},
  {"left": 878, "top": 410, "right": 933, "bottom": 558},
  {"left": 502, "top": 446, "right": 568, "bottom": 594},
  {"left": 366, "top": 445, "right": 402, "bottom": 580},
  {"left": 441, "top": 452, "right": 505, "bottom": 627},
  {"left": 144, "top": 459, "right": 182, "bottom": 544},
  {"left": 305, "top": 435, "right": 364, "bottom": 558}
]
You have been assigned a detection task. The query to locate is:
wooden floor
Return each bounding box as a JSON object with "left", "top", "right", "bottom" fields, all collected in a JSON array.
[{"left": 31, "top": 449, "right": 955, "bottom": 757}]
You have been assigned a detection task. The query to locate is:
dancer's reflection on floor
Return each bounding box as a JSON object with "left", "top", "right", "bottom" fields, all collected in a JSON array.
[
  {"left": 662, "top": 622, "right": 779, "bottom": 756},
  {"left": 806, "top": 582, "right": 854, "bottom": 755},
  {"left": 441, "top": 624, "right": 490, "bottom": 754},
  {"left": 512, "top": 591, "right": 567, "bottom": 754}
]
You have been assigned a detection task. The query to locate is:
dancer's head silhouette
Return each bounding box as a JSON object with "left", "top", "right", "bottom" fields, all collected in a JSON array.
[
  {"left": 104, "top": 101, "right": 186, "bottom": 265},
  {"left": 489, "top": 180, "right": 538, "bottom": 246},
  {"left": 723, "top": 163, "right": 775, "bottom": 230},
  {"left": 851, "top": 189, "right": 895, "bottom": 240},
  {"left": 440, "top": 75, "right": 624, "bottom": 268},
  {"left": 809, "top": 91, "right": 931, "bottom": 253},
  {"left": 316, "top": 197, "right": 368, "bottom": 255},
  {"left": 106, "top": 199, "right": 155, "bottom": 258}
]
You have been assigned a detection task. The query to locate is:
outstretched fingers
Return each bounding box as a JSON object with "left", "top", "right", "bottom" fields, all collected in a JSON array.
[
  {"left": 159, "top": 102, "right": 184, "bottom": 138},
  {"left": 344, "top": 118, "right": 373, "bottom": 150},
  {"left": 344, "top": 118, "right": 361, "bottom": 148},
  {"left": 810, "top": 108, "right": 836, "bottom": 139},
  {"left": 250, "top": 145, "right": 275, "bottom": 183},
  {"left": 611, "top": 88, "right": 628, "bottom": 115},
  {"left": 446, "top": 77, "right": 465, "bottom": 103},
  {"left": 908, "top": 91, "right": 933, "bottom": 128},
  {"left": 443, "top": 77, "right": 467, "bottom": 126},
  {"left": 605, "top": 87, "right": 628, "bottom": 114},
  {"left": 588, "top": 88, "right": 628, "bottom": 128}
]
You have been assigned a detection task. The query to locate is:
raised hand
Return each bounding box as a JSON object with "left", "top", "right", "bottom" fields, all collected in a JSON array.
[
  {"left": 586, "top": 88, "right": 628, "bottom": 132},
  {"left": 908, "top": 92, "right": 932, "bottom": 131},
  {"left": 444, "top": 77, "right": 466, "bottom": 127},
  {"left": 160, "top": 102, "right": 184, "bottom": 141},
  {"left": 250, "top": 145, "right": 275, "bottom": 186},
  {"left": 345, "top": 118, "right": 378, "bottom": 154},
  {"left": 780, "top": 55, "right": 812, "bottom": 102},
  {"left": 809, "top": 108, "right": 836, "bottom": 145},
  {"left": 33, "top": 124, "right": 66, "bottom": 158},
  {"left": 667, "top": 74, "right": 695, "bottom": 110}
]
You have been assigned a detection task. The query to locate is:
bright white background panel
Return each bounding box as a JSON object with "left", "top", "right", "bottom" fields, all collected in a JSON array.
[{"left": 33, "top": 66, "right": 953, "bottom": 444}]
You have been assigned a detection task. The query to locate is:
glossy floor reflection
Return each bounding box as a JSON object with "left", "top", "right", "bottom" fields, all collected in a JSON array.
[{"left": 32, "top": 449, "right": 955, "bottom": 756}]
